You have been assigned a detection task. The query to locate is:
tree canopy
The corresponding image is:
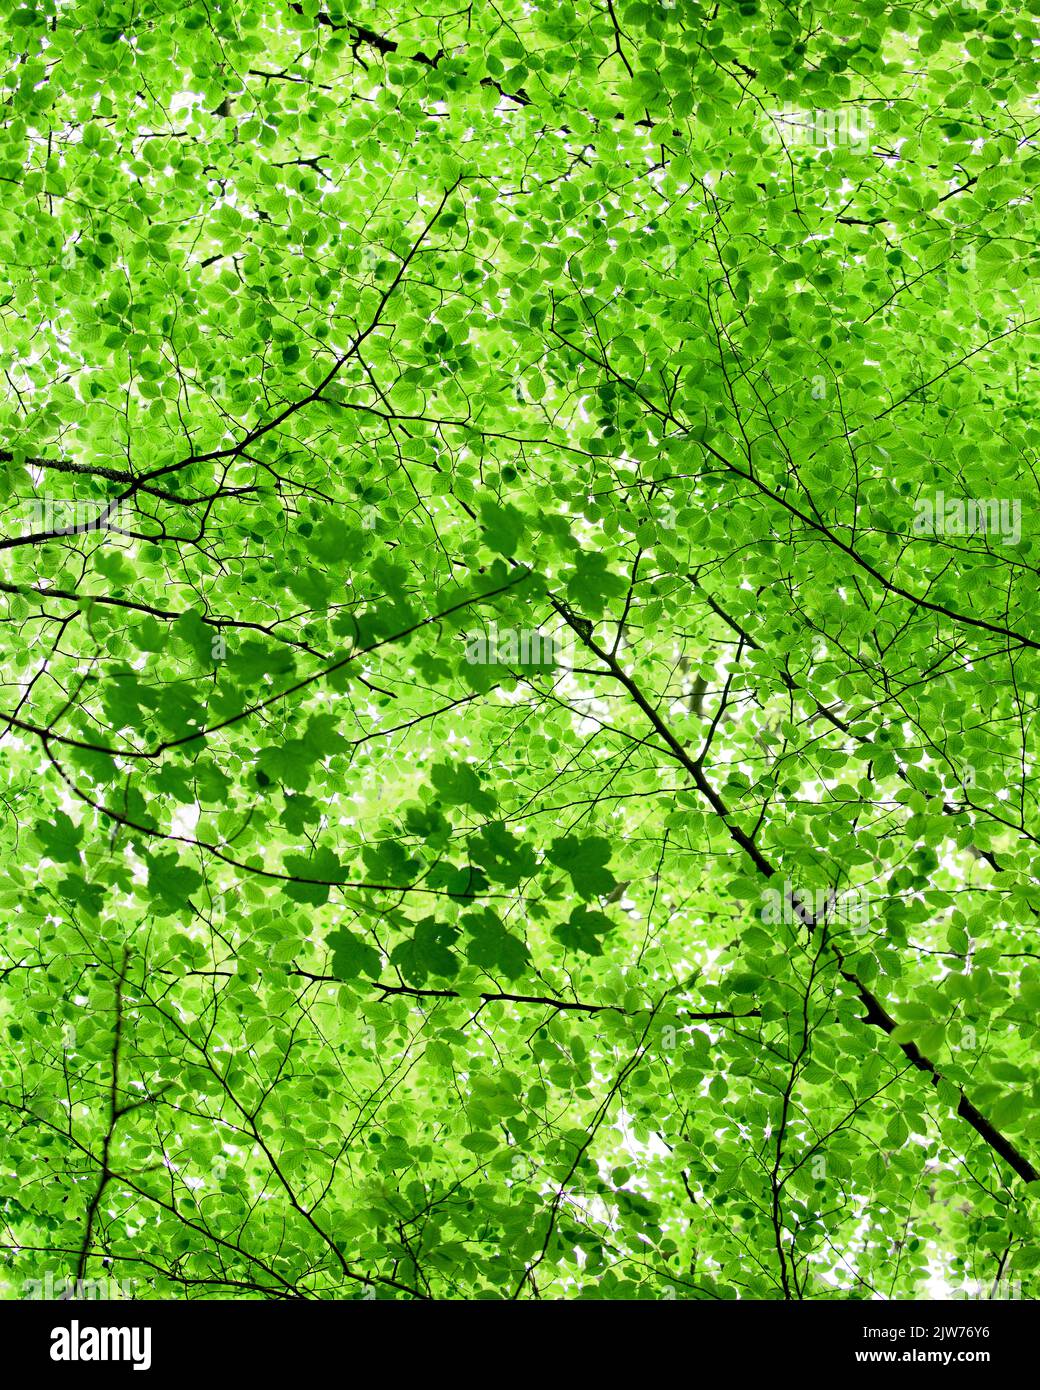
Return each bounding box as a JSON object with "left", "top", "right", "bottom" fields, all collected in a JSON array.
[{"left": 2, "top": 0, "right": 1040, "bottom": 1302}]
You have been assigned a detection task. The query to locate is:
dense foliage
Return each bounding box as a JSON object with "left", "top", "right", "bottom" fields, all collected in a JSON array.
[{"left": 2, "top": 0, "right": 1040, "bottom": 1301}]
